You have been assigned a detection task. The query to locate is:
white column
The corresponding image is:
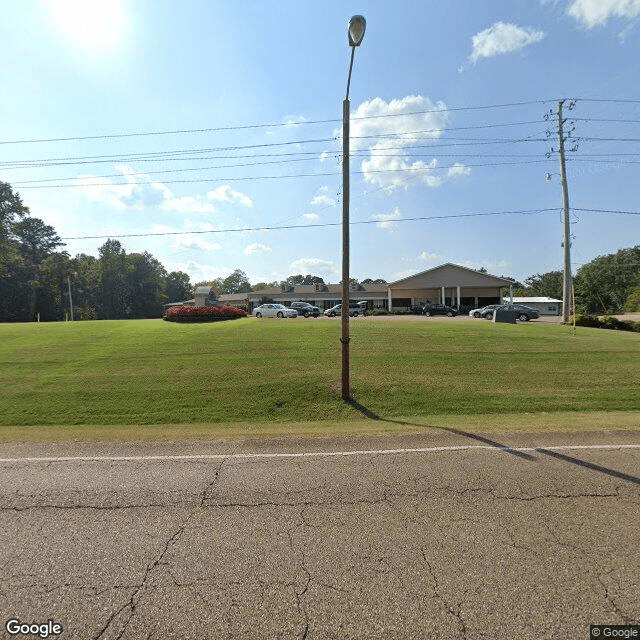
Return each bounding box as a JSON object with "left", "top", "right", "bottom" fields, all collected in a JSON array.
[
  {"left": 441, "top": 286, "right": 445, "bottom": 304},
  {"left": 388, "top": 287, "right": 392, "bottom": 311},
  {"left": 457, "top": 286, "right": 461, "bottom": 308}
]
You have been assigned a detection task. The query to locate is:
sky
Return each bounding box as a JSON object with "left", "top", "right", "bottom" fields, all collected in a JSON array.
[{"left": 1, "top": 0, "right": 639, "bottom": 286}]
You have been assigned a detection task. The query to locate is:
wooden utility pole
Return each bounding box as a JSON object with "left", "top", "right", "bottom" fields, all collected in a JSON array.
[
  {"left": 558, "top": 100, "right": 573, "bottom": 323},
  {"left": 341, "top": 95, "right": 351, "bottom": 399}
]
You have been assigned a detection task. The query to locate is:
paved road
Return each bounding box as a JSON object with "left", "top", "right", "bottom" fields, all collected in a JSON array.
[{"left": 1, "top": 430, "right": 639, "bottom": 639}]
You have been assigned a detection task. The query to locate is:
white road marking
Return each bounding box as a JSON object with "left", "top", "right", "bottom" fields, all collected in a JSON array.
[{"left": 0, "top": 443, "right": 639, "bottom": 463}]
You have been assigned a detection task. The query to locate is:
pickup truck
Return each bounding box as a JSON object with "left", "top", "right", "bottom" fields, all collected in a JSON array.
[{"left": 289, "top": 302, "right": 320, "bottom": 318}]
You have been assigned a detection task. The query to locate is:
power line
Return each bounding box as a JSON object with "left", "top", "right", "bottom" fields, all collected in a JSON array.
[
  {"left": 573, "top": 208, "right": 640, "bottom": 215},
  {"left": 575, "top": 97, "right": 640, "bottom": 105},
  {"left": 1, "top": 126, "right": 550, "bottom": 168},
  {"left": 2, "top": 136, "right": 551, "bottom": 172},
  {"left": 0, "top": 100, "right": 556, "bottom": 145},
  {"left": 59, "top": 208, "right": 561, "bottom": 240},
  {"left": 16, "top": 160, "right": 554, "bottom": 189},
  {"left": 13, "top": 158, "right": 552, "bottom": 186}
]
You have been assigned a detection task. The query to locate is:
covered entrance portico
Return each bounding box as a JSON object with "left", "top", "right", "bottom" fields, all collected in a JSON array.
[{"left": 387, "top": 263, "right": 513, "bottom": 311}]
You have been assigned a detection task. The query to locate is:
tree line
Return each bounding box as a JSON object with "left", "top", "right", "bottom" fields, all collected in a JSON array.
[
  {"left": 1, "top": 182, "right": 191, "bottom": 322},
  {"left": 507, "top": 246, "right": 640, "bottom": 314},
  {"left": 1, "top": 181, "right": 637, "bottom": 321}
]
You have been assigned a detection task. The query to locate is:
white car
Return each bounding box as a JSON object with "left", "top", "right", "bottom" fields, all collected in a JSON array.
[
  {"left": 253, "top": 304, "right": 298, "bottom": 319},
  {"left": 469, "top": 304, "right": 501, "bottom": 318}
]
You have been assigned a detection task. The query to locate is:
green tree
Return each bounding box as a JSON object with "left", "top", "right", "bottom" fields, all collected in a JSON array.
[
  {"left": 126, "top": 252, "right": 167, "bottom": 318},
  {"left": 166, "top": 271, "right": 192, "bottom": 302},
  {"left": 221, "top": 269, "right": 251, "bottom": 294},
  {"left": 280, "top": 274, "right": 325, "bottom": 288},
  {"left": 523, "top": 271, "right": 563, "bottom": 300},
  {"left": 361, "top": 278, "right": 388, "bottom": 285},
  {"left": 98, "top": 239, "right": 129, "bottom": 319},
  {"left": 36, "top": 252, "right": 74, "bottom": 320},
  {"left": 574, "top": 246, "right": 640, "bottom": 313},
  {"left": 0, "top": 182, "right": 29, "bottom": 277},
  {"left": 73, "top": 254, "right": 100, "bottom": 320},
  {"left": 252, "top": 281, "right": 279, "bottom": 291},
  {"left": 14, "top": 217, "right": 63, "bottom": 265},
  {"left": 625, "top": 286, "right": 640, "bottom": 312}
]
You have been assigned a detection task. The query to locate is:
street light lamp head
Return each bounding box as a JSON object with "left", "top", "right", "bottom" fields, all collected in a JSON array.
[{"left": 348, "top": 15, "right": 366, "bottom": 47}]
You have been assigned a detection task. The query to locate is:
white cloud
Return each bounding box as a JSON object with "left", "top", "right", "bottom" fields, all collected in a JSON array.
[
  {"left": 309, "top": 186, "right": 336, "bottom": 207},
  {"left": 468, "top": 22, "right": 546, "bottom": 64},
  {"left": 162, "top": 194, "right": 217, "bottom": 214},
  {"left": 77, "top": 165, "right": 216, "bottom": 213},
  {"left": 173, "top": 236, "right": 222, "bottom": 252},
  {"left": 447, "top": 163, "right": 473, "bottom": 179},
  {"left": 207, "top": 185, "right": 253, "bottom": 207},
  {"left": 166, "top": 260, "right": 229, "bottom": 284},
  {"left": 244, "top": 242, "right": 272, "bottom": 256},
  {"left": 303, "top": 213, "right": 320, "bottom": 221},
  {"left": 419, "top": 251, "right": 442, "bottom": 262},
  {"left": 564, "top": 0, "right": 640, "bottom": 28},
  {"left": 372, "top": 207, "right": 401, "bottom": 230},
  {"left": 392, "top": 268, "right": 421, "bottom": 281},
  {"left": 283, "top": 115, "right": 308, "bottom": 128},
  {"left": 289, "top": 258, "right": 338, "bottom": 278},
  {"left": 461, "top": 259, "right": 508, "bottom": 272},
  {"left": 349, "top": 95, "right": 471, "bottom": 192}
]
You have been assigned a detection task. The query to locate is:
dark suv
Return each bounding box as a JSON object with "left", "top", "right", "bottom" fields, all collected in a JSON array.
[
  {"left": 290, "top": 302, "right": 320, "bottom": 318},
  {"left": 422, "top": 303, "right": 457, "bottom": 317}
]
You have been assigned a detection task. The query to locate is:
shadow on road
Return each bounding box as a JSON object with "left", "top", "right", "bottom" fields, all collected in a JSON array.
[
  {"left": 345, "top": 401, "right": 640, "bottom": 485},
  {"left": 536, "top": 448, "right": 640, "bottom": 485}
]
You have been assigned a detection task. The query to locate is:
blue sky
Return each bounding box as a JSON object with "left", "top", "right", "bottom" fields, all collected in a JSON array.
[{"left": 1, "top": 0, "right": 639, "bottom": 285}]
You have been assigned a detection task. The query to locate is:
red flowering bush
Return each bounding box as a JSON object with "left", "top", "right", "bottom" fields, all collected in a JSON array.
[{"left": 164, "top": 305, "right": 247, "bottom": 322}]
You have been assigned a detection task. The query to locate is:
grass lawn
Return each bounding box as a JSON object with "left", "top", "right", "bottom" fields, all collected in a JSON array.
[{"left": 0, "top": 317, "right": 638, "bottom": 441}]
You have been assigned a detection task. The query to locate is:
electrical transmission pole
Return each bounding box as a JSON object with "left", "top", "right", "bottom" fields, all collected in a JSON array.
[{"left": 557, "top": 100, "right": 573, "bottom": 322}]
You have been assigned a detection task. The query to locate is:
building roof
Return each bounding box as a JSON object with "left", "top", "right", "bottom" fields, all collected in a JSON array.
[
  {"left": 512, "top": 297, "right": 562, "bottom": 303},
  {"left": 249, "top": 282, "right": 388, "bottom": 298},
  {"left": 389, "top": 263, "right": 513, "bottom": 289},
  {"left": 194, "top": 286, "right": 216, "bottom": 296}
]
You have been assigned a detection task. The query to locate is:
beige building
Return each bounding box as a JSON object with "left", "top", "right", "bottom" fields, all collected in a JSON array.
[
  {"left": 218, "top": 263, "right": 513, "bottom": 312},
  {"left": 387, "top": 263, "right": 513, "bottom": 310}
]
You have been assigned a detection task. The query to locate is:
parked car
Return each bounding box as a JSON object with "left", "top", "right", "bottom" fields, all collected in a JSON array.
[
  {"left": 289, "top": 302, "right": 320, "bottom": 318},
  {"left": 422, "top": 303, "right": 457, "bottom": 317},
  {"left": 501, "top": 304, "right": 539, "bottom": 321},
  {"left": 253, "top": 304, "right": 298, "bottom": 319},
  {"left": 323, "top": 302, "right": 367, "bottom": 317},
  {"left": 480, "top": 304, "right": 539, "bottom": 321},
  {"left": 469, "top": 304, "right": 501, "bottom": 318}
]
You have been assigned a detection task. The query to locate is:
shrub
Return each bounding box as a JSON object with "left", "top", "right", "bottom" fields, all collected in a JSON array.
[
  {"left": 626, "top": 286, "right": 640, "bottom": 313},
  {"left": 164, "top": 305, "right": 246, "bottom": 323},
  {"left": 573, "top": 314, "right": 639, "bottom": 332},
  {"left": 369, "top": 309, "right": 390, "bottom": 316}
]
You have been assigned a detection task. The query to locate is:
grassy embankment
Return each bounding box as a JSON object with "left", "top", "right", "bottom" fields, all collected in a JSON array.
[{"left": 0, "top": 317, "right": 638, "bottom": 441}]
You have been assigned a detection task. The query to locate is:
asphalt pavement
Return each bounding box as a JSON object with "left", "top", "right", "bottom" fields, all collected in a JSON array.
[{"left": 1, "top": 429, "right": 639, "bottom": 639}]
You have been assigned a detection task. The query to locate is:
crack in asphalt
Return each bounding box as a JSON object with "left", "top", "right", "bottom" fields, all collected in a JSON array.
[
  {"left": 93, "top": 458, "right": 228, "bottom": 640},
  {"left": 4, "top": 449, "right": 637, "bottom": 638},
  {"left": 93, "top": 519, "right": 191, "bottom": 640},
  {"left": 421, "top": 547, "right": 469, "bottom": 639}
]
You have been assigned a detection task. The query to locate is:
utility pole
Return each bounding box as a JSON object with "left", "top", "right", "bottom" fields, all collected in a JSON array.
[
  {"left": 557, "top": 100, "right": 573, "bottom": 323},
  {"left": 67, "top": 275, "right": 74, "bottom": 321}
]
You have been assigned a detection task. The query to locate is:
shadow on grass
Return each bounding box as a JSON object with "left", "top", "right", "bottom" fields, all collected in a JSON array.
[{"left": 344, "top": 400, "right": 640, "bottom": 483}]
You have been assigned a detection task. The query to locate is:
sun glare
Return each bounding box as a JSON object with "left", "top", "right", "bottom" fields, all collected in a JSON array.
[{"left": 48, "top": 0, "right": 124, "bottom": 50}]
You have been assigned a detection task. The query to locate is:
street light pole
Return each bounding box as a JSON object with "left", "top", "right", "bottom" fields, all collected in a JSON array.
[{"left": 341, "top": 15, "right": 366, "bottom": 401}]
